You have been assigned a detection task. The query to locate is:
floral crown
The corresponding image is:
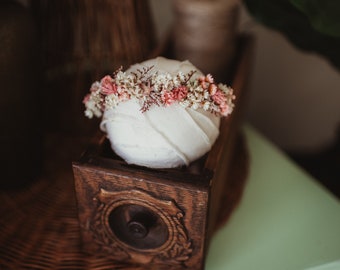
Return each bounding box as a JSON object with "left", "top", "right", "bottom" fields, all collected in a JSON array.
[{"left": 83, "top": 65, "right": 235, "bottom": 118}]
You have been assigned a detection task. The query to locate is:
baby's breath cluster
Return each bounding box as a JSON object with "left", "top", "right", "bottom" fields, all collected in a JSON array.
[{"left": 83, "top": 65, "right": 235, "bottom": 118}]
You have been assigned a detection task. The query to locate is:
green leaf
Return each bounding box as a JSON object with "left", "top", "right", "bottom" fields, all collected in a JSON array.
[
  {"left": 243, "top": 0, "right": 340, "bottom": 70},
  {"left": 290, "top": 0, "right": 340, "bottom": 38}
]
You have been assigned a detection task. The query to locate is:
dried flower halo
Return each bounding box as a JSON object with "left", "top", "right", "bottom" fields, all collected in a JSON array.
[{"left": 83, "top": 65, "right": 235, "bottom": 119}]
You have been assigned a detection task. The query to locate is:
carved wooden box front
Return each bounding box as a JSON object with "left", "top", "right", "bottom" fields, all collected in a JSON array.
[{"left": 73, "top": 159, "right": 211, "bottom": 269}]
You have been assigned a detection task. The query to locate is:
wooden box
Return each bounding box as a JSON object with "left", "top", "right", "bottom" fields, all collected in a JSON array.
[{"left": 72, "top": 36, "right": 253, "bottom": 269}]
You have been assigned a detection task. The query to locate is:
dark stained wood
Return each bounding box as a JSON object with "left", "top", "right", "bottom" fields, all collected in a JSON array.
[
  {"left": 0, "top": 1, "right": 43, "bottom": 189},
  {"left": 33, "top": 0, "right": 156, "bottom": 135},
  {"left": 205, "top": 35, "right": 255, "bottom": 251}
]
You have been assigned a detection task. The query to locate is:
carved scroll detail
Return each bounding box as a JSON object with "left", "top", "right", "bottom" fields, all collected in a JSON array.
[{"left": 88, "top": 189, "right": 192, "bottom": 266}]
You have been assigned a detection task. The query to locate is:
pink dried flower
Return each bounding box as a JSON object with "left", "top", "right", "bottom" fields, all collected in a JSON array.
[
  {"left": 205, "top": 74, "right": 214, "bottom": 83},
  {"left": 198, "top": 76, "right": 208, "bottom": 89},
  {"left": 211, "top": 89, "right": 226, "bottom": 105},
  {"left": 100, "top": 75, "right": 117, "bottom": 95},
  {"left": 209, "top": 84, "right": 217, "bottom": 95},
  {"left": 83, "top": 93, "right": 90, "bottom": 104},
  {"left": 172, "top": 86, "right": 188, "bottom": 100},
  {"left": 219, "top": 102, "right": 232, "bottom": 116},
  {"left": 161, "top": 90, "right": 175, "bottom": 106}
]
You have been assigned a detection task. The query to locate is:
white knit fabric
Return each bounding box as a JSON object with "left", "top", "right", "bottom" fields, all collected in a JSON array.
[{"left": 100, "top": 57, "right": 220, "bottom": 168}]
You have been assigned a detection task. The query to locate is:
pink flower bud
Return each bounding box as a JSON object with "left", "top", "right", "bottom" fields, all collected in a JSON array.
[
  {"left": 83, "top": 94, "right": 90, "bottom": 104},
  {"left": 212, "top": 89, "right": 226, "bottom": 105},
  {"left": 209, "top": 84, "right": 217, "bottom": 95},
  {"left": 161, "top": 90, "right": 175, "bottom": 106},
  {"left": 205, "top": 74, "right": 214, "bottom": 83}
]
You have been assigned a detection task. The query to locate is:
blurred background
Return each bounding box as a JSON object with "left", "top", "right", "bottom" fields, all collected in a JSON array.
[
  {"left": 1, "top": 0, "right": 339, "bottom": 196},
  {"left": 151, "top": 0, "right": 340, "bottom": 196},
  {"left": 149, "top": 0, "right": 340, "bottom": 196},
  {"left": 150, "top": 0, "right": 340, "bottom": 153}
]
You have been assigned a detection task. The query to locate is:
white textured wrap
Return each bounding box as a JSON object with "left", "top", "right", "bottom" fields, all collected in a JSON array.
[{"left": 100, "top": 57, "right": 220, "bottom": 168}]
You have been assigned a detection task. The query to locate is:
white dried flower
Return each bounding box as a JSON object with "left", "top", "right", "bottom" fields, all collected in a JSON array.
[
  {"left": 203, "top": 101, "right": 210, "bottom": 111},
  {"left": 191, "top": 102, "right": 199, "bottom": 110}
]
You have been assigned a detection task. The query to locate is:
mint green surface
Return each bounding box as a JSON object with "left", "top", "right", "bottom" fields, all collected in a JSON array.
[{"left": 206, "top": 124, "right": 340, "bottom": 270}]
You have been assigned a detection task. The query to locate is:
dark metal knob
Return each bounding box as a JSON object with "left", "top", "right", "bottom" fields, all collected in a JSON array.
[
  {"left": 127, "top": 220, "right": 148, "bottom": 239},
  {"left": 108, "top": 204, "right": 169, "bottom": 250}
]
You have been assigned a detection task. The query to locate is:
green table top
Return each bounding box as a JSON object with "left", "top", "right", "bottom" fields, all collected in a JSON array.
[{"left": 206, "top": 124, "right": 340, "bottom": 270}]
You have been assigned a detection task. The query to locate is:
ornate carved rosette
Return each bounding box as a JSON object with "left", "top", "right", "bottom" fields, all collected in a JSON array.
[{"left": 90, "top": 189, "right": 192, "bottom": 266}]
